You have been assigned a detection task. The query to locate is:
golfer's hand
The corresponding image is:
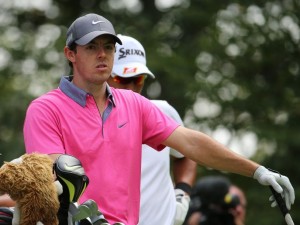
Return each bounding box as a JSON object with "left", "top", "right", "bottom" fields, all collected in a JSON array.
[
  {"left": 174, "top": 189, "right": 190, "bottom": 225},
  {"left": 253, "top": 166, "right": 295, "bottom": 210}
]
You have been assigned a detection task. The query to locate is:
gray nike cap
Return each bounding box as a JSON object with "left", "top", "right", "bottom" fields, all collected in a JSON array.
[{"left": 66, "top": 13, "right": 122, "bottom": 47}]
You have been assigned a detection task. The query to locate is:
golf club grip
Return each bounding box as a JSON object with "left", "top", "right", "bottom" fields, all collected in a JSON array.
[{"left": 269, "top": 186, "right": 288, "bottom": 216}]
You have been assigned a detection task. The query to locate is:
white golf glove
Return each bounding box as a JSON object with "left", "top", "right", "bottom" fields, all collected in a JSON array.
[
  {"left": 253, "top": 166, "right": 295, "bottom": 210},
  {"left": 174, "top": 189, "right": 190, "bottom": 225}
]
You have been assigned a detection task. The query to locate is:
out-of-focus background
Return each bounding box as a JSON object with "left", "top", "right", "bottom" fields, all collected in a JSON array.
[{"left": 0, "top": 0, "right": 299, "bottom": 224}]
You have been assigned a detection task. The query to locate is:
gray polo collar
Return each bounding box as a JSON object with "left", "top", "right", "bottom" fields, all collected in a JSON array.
[{"left": 59, "top": 76, "right": 115, "bottom": 107}]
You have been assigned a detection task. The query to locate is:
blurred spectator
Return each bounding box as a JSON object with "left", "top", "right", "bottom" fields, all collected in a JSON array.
[{"left": 185, "top": 176, "right": 247, "bottom": 225}]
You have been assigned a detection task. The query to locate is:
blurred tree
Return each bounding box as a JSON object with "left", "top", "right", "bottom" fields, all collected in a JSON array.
[
  {"left": 161, "top": 2, "right": 300, "bottom": 224},
  {"left": 0, "top": 1, "right": 66, "bottom": 161}
]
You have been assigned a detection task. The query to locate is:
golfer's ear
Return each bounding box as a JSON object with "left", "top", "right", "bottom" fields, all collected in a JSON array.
[{"left": 64, "top": 46, "right": 76, "bottom": 63}]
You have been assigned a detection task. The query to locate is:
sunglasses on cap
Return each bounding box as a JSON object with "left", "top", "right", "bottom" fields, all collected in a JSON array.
[{"left": 112, "top": 75, "right": 146, "bottom": 85}]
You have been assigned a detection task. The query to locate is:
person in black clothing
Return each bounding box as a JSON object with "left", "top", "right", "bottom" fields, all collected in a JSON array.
[{"left": 185, "top": 176, "right": 247, "bottom": 225}]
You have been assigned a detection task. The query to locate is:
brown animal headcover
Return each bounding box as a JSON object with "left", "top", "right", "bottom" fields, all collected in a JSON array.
[{"left": 0, "top": 153, "right": 60, "bottom": 225}]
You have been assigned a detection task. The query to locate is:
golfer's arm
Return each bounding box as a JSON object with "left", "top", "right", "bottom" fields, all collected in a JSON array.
[
  {"left": 48, "top": 153, "right": 63, "bottom": 162},
  {"left": 0, "top": 194, "right": 15, "bottom": 207},
  {"left": 172, "top": 156, "right": 197, "bottom": 189},
  {"left": 163, "top": 126, "right": 259, "bottom": 177}
]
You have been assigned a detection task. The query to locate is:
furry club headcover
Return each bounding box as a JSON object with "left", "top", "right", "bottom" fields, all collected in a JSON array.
[{"left": 0, "top": 153, "right": 60, "bottom": 225}]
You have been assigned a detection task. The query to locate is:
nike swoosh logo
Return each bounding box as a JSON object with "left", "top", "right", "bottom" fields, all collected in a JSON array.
[
  {"left": 64, "top": 163, "right": 82, "bottom": 171},
  {"left": 118, "top": 122, "right": 128, "bottom": 128},
  {"left": 92, "top": 20, "right": 104, "bottom": 25}
]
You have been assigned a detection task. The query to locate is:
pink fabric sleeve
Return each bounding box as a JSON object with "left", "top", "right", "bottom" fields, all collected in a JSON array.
[
  {"left": 139, "top": 95, "right": 180, "bottom": 150},
  {"left": 23, "top": 100, "right": 65, "bottom": 154}
]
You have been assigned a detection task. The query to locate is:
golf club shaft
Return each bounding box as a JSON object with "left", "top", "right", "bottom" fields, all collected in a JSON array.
[{"left": 269, "top": 186, "right": 294, "bottom": 225}]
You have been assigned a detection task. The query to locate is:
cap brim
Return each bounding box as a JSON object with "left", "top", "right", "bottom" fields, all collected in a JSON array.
[
  {"left": 75, "top": 31, "right": 122, "bottom": 45},
  {"left": 112, "top": 62, "right": 155, "bottom": 78}
]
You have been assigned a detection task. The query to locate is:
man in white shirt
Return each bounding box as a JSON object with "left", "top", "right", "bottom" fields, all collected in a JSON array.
[{"left": 107, "top": 34, "right": 197, "bottom": 225}]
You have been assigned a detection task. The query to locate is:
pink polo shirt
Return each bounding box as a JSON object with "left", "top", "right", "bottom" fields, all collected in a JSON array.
[{"left": 23, "top": 76, "right": 179, "bottom": 225}]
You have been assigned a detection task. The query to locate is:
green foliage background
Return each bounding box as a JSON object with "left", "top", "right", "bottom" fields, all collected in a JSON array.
[{"left": 0, "top": 0, "right": 299, "bottom": 224}]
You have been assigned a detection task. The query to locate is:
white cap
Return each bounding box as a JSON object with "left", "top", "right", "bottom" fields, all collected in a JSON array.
[{"left": 112, "top": 34, "right": 155, "bottom": 78}]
